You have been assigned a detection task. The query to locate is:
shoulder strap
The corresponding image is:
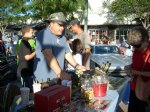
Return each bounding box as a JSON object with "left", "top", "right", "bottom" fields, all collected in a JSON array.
[
  {"left": 21, "top": 39, "right": 32, "bottom": 52},
  {"left": 142, "top": 53, "right": 150, "bottom": 71}
]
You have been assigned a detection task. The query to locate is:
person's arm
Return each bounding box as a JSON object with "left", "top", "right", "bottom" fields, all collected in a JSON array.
[
  {"left": 124, "top": 64, "right": 132, "bottom": 76},
  {"left": 82, "top": 48, "right": 91, "bottom": 66},
  {"left": 65, "top": 52, "right": 86, "bottom": 70},
  {"left": 132, "top": 70, "right": 150, "bottom": 77},
  {"left": 82, "top": 33, "right": 91, "bottom": 67},
  {"left": 24, "top": 51, "right": 36, "bottom": 61},
  {"left": 42, "top": 48, "right": 70, "bottom": 80},
  {"left": 42, "top": 48, "right": 62, "bottom": 77}
]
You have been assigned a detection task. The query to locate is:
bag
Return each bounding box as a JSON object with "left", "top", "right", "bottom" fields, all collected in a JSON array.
[
  {"left": 135, "top": 52, "right": 150, "bottom": 101},
  {"left": 135, "top": 76, "right": 150, "bottom": 101}
]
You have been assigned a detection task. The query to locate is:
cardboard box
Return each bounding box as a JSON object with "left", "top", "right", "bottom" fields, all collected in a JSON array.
[{"left": 34, "top": 84, "right": 70, "bottom": 112}]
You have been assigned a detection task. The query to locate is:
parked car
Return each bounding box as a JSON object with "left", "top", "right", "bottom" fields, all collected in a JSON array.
[
  {"left": 0, "top": 41, "right": 17, "bottom": 87},
  {"left": 90, "top": 44, "right": 132, "bottom": 76}
]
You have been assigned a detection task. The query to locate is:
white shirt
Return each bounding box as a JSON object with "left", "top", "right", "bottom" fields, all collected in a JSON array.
[
  {"left": 125, "top": 49, "right": 133, "bottom": 56},
  {"left": 67, "top": 53, "right": 82, "bottom": 71}
]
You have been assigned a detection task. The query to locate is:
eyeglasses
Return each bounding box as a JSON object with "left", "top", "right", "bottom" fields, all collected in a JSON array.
[
  {"left": 54, "top": 22, "right": 65, "bottom": 27},
  {"left": 132, "top": 44, "right": 142, "bottom": 48}
]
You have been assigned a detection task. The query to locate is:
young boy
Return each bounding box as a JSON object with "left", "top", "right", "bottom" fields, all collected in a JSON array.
[{"left": 17, "top": 26, "right": 36, "bottom": 92}]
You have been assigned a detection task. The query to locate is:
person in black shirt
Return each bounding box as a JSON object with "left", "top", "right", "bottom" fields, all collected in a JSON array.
[{"left": 18, "top": 26, "right": 35, "bottom": 92}]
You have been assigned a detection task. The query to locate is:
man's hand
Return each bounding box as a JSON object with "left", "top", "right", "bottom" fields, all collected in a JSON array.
[
  {"left": 75, "top": 65, "right": 87, "bottom": 75},
  {"left": 76, "top": 65, "right": 86, "bottom": 71},
  {"left": 58, "top": 71, "right": 71, "bottom": 81}
]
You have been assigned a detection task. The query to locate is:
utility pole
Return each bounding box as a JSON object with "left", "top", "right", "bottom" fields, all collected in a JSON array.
[{"left": 84, "top": 0, "right": 88, "bottom": 33}]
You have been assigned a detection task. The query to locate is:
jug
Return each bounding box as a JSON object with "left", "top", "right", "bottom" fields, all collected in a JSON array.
[{"left": 92, "top": 75, "right": 108, "bottom": 97}]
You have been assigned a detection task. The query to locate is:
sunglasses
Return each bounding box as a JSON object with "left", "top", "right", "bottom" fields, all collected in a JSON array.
[
  {"left": 53, "top": 21, "right": 65, "bottom": 27},
  {"left": 132, "top": 44, "right": 142, "bottom": 48}
]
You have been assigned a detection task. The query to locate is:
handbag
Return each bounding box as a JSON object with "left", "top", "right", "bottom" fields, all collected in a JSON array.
[{"left": 135, "top": 53, "right": 150, "bottom": 101}]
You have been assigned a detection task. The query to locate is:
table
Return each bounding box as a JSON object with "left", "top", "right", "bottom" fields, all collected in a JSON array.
[
  {"left": 71, "top": 90, "right": 119, "bottom": 112},
  {"left": 101, "top": 90, "right": 119, "bottom": 112},
  {"left": 74, "top": 76, "right": 130, "bottom": 112},
  {"left": 11, "top": 90, "right": 119, "bottom": 112},
  {"left": 11, "top": 76, "right": 130, "bottom": 112},
  {"left": 108, "top": 76, "right": 131, "bottom": 112}
]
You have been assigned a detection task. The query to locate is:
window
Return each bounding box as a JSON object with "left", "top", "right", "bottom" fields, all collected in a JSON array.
[
  {"left": 89, "top": 29, "right": 108, "bottom": 44},
  {"left": 115, "top": 29, "right": 130, "bottom": 40},
  {"left": 94, "top": 46, "right": 121, "bottom": 54}
]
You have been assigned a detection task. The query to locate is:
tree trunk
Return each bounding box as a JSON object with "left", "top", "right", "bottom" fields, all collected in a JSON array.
[{"left": 0, "top": 26, "right": 7, "bottom": 41}]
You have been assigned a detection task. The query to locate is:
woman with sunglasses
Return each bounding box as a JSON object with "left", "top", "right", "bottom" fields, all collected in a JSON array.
[{"left": 126, "top": 26, "right": 150, "bottom": 112}]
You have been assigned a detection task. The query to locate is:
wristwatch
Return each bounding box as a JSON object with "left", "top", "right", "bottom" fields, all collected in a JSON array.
[{"left": 74, "top": 64, "right": 79, "bottom": 69}]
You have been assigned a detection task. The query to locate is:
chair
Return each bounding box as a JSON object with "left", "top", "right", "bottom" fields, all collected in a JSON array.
[{"left": 0, "top": 83, "right": 20, "bottom": 112}]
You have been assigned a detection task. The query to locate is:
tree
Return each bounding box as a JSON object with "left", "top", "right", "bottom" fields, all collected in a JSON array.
[
  {"left": 0, "top": 0, "right": 86, "bottom": 40},
  {"left": 0, "top": 0, "right": 30, "bottom": 40},
  {"left": 29, "top": 0, "right": 85, "bottom": 21},
  {"left": 103, "top": 0, "right": 150, "bottom": 29}
]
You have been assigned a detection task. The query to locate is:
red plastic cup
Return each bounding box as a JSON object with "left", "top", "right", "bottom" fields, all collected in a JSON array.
[{"left": 93, "top": 83, "right": 107, "bottom": 97}]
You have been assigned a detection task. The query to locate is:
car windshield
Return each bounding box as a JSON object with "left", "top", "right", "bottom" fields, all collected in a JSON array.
[{"left": 95, "top": 46, "right": 121, "bottom": 54}]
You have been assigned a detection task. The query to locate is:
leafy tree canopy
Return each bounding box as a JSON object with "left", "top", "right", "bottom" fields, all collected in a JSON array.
[
  {"left": 104, "top": 0, "right": 150, "bottom": 29},
  {"left": 0, "top": 0, "right": 85, "bottom": 39},
  {"left": 0, "top": 0, "right": 30, "bottom": 39},
  {"left": 29, "top": 0, "right": 85, "bottom": 21}
]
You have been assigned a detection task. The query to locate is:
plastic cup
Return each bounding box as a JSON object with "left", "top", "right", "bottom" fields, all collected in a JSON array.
[
  {"left": 61, "top": 80, "right": 72, "bottom": 87},
  {"left": 93, "top": 83, "right": 107, "bottom": 97},
  {"left": 61, "top": 80, "right": 68, "bottom": 86},
  {"left": 61, "top": 80, "right": 72, "bottom": 97},
  {"left": 20, "top": 87, "right": 30, "bottom": 107},
  {"left": 33, "top": 83, "right": 41, "bottom": 93}
]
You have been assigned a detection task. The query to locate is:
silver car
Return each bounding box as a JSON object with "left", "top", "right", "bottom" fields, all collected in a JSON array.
[{"left": 90, "top": 44, "right": 132, "bottom": 76}]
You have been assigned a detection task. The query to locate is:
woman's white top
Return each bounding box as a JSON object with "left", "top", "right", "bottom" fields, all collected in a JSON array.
[{"left": 67, "top": 53, "right": 82, "bottom": 71}]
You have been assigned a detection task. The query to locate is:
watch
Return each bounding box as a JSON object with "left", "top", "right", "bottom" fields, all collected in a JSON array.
[{"left": 74, "top": 64, "right": 79, "bottom": 69}]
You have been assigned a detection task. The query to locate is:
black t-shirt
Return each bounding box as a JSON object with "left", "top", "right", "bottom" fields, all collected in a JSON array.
[{"left": 18, "top": 39, "right": 34, "bottom": 77}]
